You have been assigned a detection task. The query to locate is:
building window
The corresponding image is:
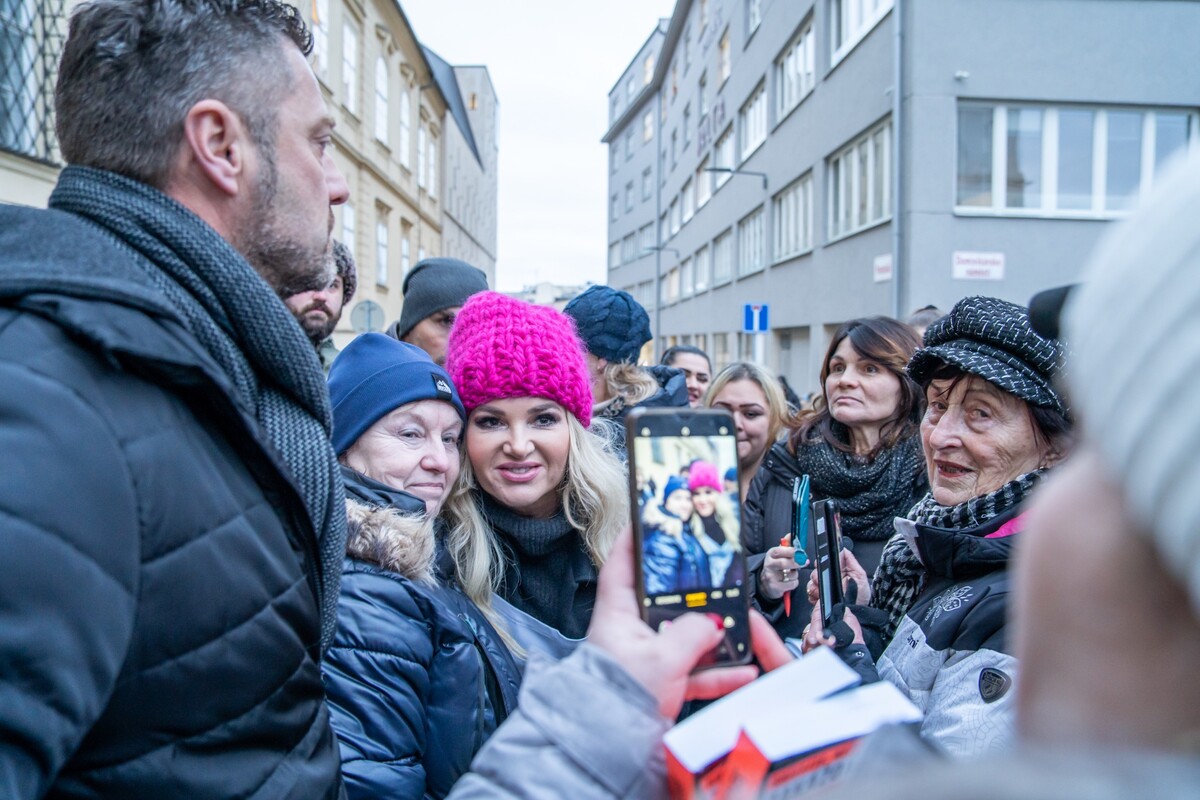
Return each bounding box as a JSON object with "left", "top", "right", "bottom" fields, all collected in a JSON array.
[
  {"left": 956, "top": 102, "right": 1197, "bottom": 216},
  {"left": 609, "top": 242, "right": 621, "bottom": 269},
  {"left": 642, "top": 110, "right": 654, "bottom": 143},
  {"left": 311, "top": 0, "right": 329, "bottom": 75},
  {"left": 611, "top": 147, "right": 619, "bottom": 174},
  {"left": 611, "top": 194, "right": 619, "bottom": 222},
  {"left": 625, "top": 181, "right": 635, "bottom": 212},
  {"left": 375, "top": 215, "right": 389, "bottom": 286},
  {"left": 700, "top": 0, "right": 709, "bottom": 30},
  {"left": 671, "top": 129, "right": 678, "bottom": 167},
  {"left": 694, "top": 245, "right": 711, "bottom": 293},
  {"left": 671, "top": 61, "right": 678, "bottom": 100},
  {"left": 418, "top": 246, "right": 425, "bottom": 262},
  {"left": 682, "top": 178, "right": 695, "bottom": 222},
  {"left": 627, "top": 75, "right": 636, "bottom": 103},
  {"left": 747, "top": 0, "right": 763, "bottom": 35},
  {"left": 665, "top": 266, "right": 681, "bottom": 304},
  {"left": 683, "top": 26, "right": 692, "bottom": 72},
  {"left": 669, "top": 197, "right": 680, "bottom": 235},
  {"left": 774, "top": 172, "right": 814, "bottom": 259},
  {"left": 639, "top": 223, "right": 655, "bottom": 254},
  {"left": 644, "top": 54, "right": 655, "bottom": 85},
  {"left": 831, "top": 0, "right": 894, "bottom": 64},
  {"left": 739, "top": 82, "right": 767, "bottom": 161},
  {"left": 713, "top": 333, "right": 730, "bottom": 370},
  {"left": 829, "top": 118, "right": 892, "bottom": 240},
  {"left": 399, "top": 92, "right": 411, "bottom": 169},
  {"left": 401, "top": 235, "right": 410, "bottom": 275},
  {"left": 775, "top": 20, "right": 815, "bottom": 120},
  {"left": 625, "top": 129, "right": 634, "bottom": 161},
  {"left": 681, "top": 257, "right": 693, "bottom": 297},
  {"left": 714, "top": 125, "right": 734, "bottom": 187},
  {"left": 696, "top": 157, "right": 712, "bottom": 208},
  {"left": 341, "top": 22, "right": 358, "bottom": 114},
  {"left": 719, "top": 29, "right": 731, "bottom": 84},
  {"left": 427, "top": 136, "right": 437, "bottom": 198},
  {"left": 699, "top": 72, "right": 709, "bottom": 118},
  {"left": 341, "top": 202, "right": 356, "bottom": 248},
  {"left": 642, "top": 168, "right": 653, "bottom": 201},
  {"left": 683, "top": 105, "right": 692, "bottom": 148},
  {"left": 373, "top": 57, "right": 389, "bottom": 144},
  {"left": 622, "top": 234, "right": 637, "bottom": 264},
  {"left": 417, "top": 124, "right": 427, "bottom": 187},
  {"left": 713, "top": 229, "right": 733, "bottom": 284},
  {"left": 659, "top": 212, "right": 668, "bottom": 245},
  {"left": 737, "top": 206, "right": 765, "bottom": 276}
]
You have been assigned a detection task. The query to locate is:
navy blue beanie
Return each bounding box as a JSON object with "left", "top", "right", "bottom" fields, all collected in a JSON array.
[
  {"left": 662, "top": 474, "right": 690, "bottom": 505},
  {"left": 723, "top": 467, "right": 737, "bottom": 483},
  {"left": 328, "top": 333, "right": 465, "bottom": 455},
  {"left": 563, "top": 285, "right": 652, "bottom": 364}
]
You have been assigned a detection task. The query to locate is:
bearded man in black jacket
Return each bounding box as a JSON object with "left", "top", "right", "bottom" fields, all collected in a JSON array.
[{"left": 0, "top": 0, "right": 350, "bottom": 796}]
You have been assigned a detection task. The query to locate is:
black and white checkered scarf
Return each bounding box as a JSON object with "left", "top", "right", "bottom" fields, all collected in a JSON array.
[{"left": 871, "top": 468, "right": 1046, "bottom": 640}]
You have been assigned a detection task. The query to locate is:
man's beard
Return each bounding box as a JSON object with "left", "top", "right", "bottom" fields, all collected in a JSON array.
[
  {"left": 295, "top": 305, "right": 339, "bottom": 345},
  {"left": 236, "top": 143, "right": 334, "bottom": 298}
]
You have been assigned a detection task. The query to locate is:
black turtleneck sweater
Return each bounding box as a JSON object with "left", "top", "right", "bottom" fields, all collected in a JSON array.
[{"left": 479, "top": 492, "right": 597, "bottom": 639}]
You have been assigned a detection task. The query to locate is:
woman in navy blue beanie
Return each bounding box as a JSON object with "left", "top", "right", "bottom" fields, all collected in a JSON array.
[{"left": 321, "top": 333, "right": 525, "bottom": 799}]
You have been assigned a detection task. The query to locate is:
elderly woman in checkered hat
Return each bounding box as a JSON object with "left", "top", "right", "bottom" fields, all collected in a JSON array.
[{"left": 803, "top": 295, "right": 1074, "bottom": 758}]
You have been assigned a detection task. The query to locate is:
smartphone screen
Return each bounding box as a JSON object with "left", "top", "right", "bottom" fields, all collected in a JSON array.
[
  {"left": 812, "top": 498, "right": 844, "bottom": 631},
  {"left": 627, "top": 407, "right": 751, "bottom": 668}
]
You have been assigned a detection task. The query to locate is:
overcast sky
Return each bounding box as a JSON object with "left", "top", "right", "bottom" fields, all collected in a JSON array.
[{"left": 401, "top": 0, "right": 677, "bottom": 291}]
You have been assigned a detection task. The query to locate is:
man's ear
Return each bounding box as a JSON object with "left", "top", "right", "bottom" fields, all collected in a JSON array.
[{"left": 180, "top": 99, "right": 247, "bottom": 197}]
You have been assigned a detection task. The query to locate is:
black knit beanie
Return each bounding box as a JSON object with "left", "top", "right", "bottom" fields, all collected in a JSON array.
[{"left": 392, "top": 257, "right": 488, "bottom": 340}]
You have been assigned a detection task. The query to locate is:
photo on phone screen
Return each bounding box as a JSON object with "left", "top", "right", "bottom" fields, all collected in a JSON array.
[
  {"left": 812, "top": 498, "right": 844, "bottom": 631},
  {"left": 627, "top": 407, "right": 751, "bottom": 668}
]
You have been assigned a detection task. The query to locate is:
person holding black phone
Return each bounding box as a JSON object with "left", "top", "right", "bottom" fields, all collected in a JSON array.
[
  {"left": 744, "top": 317, "right": 927, "bottom": 639},
  {"left": 803, "top": 297, "right": 1073, "bottom": 758}
]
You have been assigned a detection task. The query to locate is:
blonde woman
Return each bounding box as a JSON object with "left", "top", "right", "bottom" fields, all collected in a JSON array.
[
  {"left": 443, "top": 292, "right": 629, "bottom": 640},
  {"left": 703, "top": 362, "right": 792, "bottom": 502}
]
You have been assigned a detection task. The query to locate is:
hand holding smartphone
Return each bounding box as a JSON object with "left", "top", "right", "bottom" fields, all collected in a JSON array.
[
  {"left": 811, "top": 498, "right": 844, "bottom": 634},
  {"left": 626, "top": 407, "right": 752, "bottom": 669}
]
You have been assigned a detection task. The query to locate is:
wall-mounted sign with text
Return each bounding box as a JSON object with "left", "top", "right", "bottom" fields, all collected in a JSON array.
[{"left": 952, "top": 251, "right": 1005, "bottom": 281}]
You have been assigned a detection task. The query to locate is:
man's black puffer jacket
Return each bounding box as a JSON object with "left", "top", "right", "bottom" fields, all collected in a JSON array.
[{"left": 0, "top": 206, "right": 340, "bottom": 798}]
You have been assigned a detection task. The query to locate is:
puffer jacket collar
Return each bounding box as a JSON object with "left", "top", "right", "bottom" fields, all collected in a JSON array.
[
  {"left": 910, "top": 506, "right": 1023, "bottom": 584},
  {"left": 342, "top": 467, "right": 436, "bottom": 583}
]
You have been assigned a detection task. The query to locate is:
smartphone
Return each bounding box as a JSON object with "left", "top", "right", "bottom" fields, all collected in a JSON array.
[
  {"left": 811, "top": 498, "right": 844, "bottom": 632},
  {"left": 626, "top": 407, "right": 752, "bottom": 669},
  {"left": 791, "top": 474, "right": 811, "bottom": 557}
]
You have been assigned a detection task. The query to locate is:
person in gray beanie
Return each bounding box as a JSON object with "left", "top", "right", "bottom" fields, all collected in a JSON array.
[
  {"left": 387, "top": 257, "right": 488, "bottom": 365},
  {"left": 563, "top": 285, "right": 687, "bottom": 455},
  {"left": 284, "top": 239, "right": 357, "bottom": 371}
]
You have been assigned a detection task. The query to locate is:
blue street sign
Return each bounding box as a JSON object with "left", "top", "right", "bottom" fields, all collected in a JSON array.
[{"left": 743, "top": 303, "right": 769, "bottom": 333}]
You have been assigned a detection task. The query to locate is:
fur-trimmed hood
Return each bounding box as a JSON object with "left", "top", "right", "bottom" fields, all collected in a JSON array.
[{"left": 344, "top": 498, "right": 436, "bottom": 584}]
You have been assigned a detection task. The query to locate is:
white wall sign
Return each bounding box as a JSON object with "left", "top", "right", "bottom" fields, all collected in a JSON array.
[
  {"left": 873, "top": 254, "right": 893, "bottom": 283},
  {"left": 952, "top": 251, "right": 1005, "bottom": 280}
]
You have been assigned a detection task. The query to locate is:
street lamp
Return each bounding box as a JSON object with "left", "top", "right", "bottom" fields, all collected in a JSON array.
[
  {"left": 704, "top": 166, "right": 768, "bottom": 190},
  {"left": 641, "top": 246, "right": 681, "bottom": 358}
]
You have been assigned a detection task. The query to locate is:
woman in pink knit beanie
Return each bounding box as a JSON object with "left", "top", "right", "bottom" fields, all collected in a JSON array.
[{"left": 442, "top": 292, "right": 628, "bottom": 639}]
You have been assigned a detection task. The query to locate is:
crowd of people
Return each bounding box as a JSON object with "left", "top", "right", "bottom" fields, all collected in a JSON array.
[{"left": 2, "top": 0, "right": 1200, "bottom": 798}]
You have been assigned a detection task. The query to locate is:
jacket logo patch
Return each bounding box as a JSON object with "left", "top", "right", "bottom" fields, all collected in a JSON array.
[
  {"left": 432, "top": 375, "right": 453, "bottom": 398},
  {"left": 923, "top": 585, "right": 973, "bottom": 625},
  {"left": 979, "top": 667, "right": 1012, "bottom": 704}
]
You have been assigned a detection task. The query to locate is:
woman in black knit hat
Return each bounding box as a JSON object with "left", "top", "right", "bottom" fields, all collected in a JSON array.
[
  {"left": 745, "top": 317, "right": 928, "bottom": 641},
  {"left": 803, "top": 296, "right": 1074, "bottom": 758}
]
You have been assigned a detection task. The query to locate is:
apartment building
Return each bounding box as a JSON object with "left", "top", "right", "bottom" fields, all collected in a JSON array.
[{"left": 604, "top": 0, "right": 1200, "bottom": 395}]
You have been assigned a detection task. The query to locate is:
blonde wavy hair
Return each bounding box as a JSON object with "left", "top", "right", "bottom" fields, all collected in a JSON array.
[
  {"left": 594, "top": 361, "right": 660, "bottom": 413},
  {"left": 443, "top": 413, "right": 628, "bottom": 630},
  {"left": 703, "top": 361, "right": 793, "bottom": 458}
]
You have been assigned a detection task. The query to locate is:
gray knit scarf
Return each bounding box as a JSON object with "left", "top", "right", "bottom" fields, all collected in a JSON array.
[
  {"left": 50, "top": 166, "right": 346, "bottom": 652},
  {"left": 871, "top": 468, "right": 1045, "bottom": 639}
]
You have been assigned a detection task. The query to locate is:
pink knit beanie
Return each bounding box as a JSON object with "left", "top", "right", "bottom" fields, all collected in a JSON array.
[
  {"left": 446, "top": 291, "right": 593, "bottom": 426},
  {"left": 688, "top": 461, "right": 722, "bottom": 494}
]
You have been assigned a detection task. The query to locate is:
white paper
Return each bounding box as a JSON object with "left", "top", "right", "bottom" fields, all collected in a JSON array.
[{"left": 663, "top": 647, "right": 860, "bottom": 772}]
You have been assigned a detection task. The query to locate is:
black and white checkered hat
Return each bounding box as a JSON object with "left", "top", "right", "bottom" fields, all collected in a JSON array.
[{"left": 907, "top": 296, "right": 1066, "bottom": 414}]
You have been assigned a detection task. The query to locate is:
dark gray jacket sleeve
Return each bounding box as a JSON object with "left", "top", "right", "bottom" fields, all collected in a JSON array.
[
  {"left": 0, "top": 357, "right": 139, "bottom": 798},
  {"left": 448, "top": 644, "right": 668, "bottom": 800}
]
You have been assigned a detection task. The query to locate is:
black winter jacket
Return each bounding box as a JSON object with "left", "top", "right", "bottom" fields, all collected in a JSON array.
[
  {"left": 324, "top": 472, "right": 522, "bottom": 799},
  {"left": 0, "top": 205, "right": 340, "bottom": 796},
  {"left": 595, "top": 364, "right": 688, "bottom": 459},
  {"left": 743, "top": 440, "right": 926, "bottom": 638}
]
